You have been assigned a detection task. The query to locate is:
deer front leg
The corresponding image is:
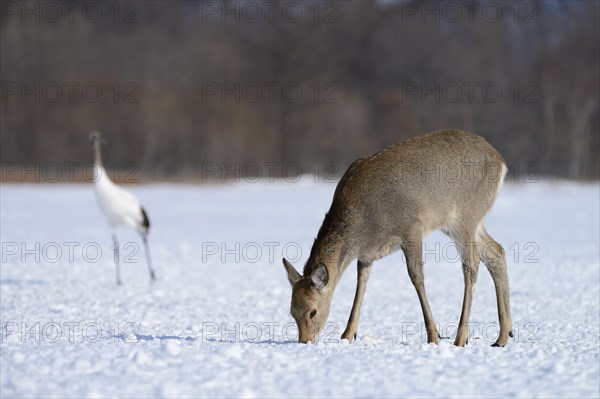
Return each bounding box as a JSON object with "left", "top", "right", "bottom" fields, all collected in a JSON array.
[
  {"left": 341, "top": 260, "right": 372, "bottom": 342},
  {"left": 403, "top": 239, "right": 439, "bottom": 344}
]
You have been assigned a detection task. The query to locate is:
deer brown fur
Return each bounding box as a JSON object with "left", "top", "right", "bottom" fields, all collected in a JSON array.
[{"left": 283, "top": 129, "right": 512, "bottom": 347}]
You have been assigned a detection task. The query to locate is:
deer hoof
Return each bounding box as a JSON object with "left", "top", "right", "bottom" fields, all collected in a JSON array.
[{"left": 341, "top": 331, "right": 356, "bottom": 342}]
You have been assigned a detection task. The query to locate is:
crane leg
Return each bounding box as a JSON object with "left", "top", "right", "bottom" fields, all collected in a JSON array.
[
  {"left": 142, "top": 233, "right": 156, "bottom": 283},
  {"left": 112, "top": 233, "right": 122, "bottom": 285}
]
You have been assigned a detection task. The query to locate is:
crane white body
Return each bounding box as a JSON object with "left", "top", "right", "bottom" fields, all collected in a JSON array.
[
  {"left": 93, "top": 165, "right": 146, "bottom": 232},
  {"left": 89, "top": 131, "right": 155, "bottom": 285}
]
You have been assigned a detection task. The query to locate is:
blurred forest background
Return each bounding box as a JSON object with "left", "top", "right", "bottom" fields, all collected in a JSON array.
[{"left": 1, "top": 0, "right": 599, "bottom": 181}]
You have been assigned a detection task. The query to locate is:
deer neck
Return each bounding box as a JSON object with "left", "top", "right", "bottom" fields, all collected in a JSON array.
[{"left": 304, "top": 212, "right": 354, "bottom": 286}]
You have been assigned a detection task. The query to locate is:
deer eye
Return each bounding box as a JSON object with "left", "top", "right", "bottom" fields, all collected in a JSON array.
[{"left": 309, "top": 309, "right": 317, "bottom": 319}]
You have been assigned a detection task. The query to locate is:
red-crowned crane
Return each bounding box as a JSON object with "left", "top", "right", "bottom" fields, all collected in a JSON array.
[{"left": 89, "top": 131, "right": 156, "bottom": 285}]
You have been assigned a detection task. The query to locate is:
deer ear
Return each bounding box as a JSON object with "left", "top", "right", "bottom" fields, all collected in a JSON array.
[
  {"left": 282, "top": 258, "right": 301, "bottom": 286},
  {"left": 310, "top": 263, "right": 329, "bottom": 290}
]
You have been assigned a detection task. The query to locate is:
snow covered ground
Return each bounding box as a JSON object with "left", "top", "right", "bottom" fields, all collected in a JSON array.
[{"left": 1, "top": 180, "right": 599, "bottom": 398}]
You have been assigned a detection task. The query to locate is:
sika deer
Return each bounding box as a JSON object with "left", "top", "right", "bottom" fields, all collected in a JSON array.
[{"left": 282, "top": 130, "right": 512, "bottom": 347}]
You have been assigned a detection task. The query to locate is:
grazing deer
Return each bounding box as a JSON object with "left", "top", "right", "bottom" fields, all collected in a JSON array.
[{"left": 282, "top": 130, "right": 512, "bottom": 347}]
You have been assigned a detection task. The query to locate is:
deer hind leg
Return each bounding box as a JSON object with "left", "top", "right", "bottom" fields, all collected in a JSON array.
[
  {"left": 403, "top": 237, "right": 439, "bottom": 344},
  {"left": 341, "top": 260, "right": 372, "bottom": 342},
  {"left": 477, "top": 225, "right": 513, "bottom": 347},
  {"left": 452, "top": 227, "right": 480, "bottom": 347}
]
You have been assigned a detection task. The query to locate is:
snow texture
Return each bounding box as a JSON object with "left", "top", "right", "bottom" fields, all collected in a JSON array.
[{"left": 1, "top": 180, "right": 599, "bottom": 398}]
